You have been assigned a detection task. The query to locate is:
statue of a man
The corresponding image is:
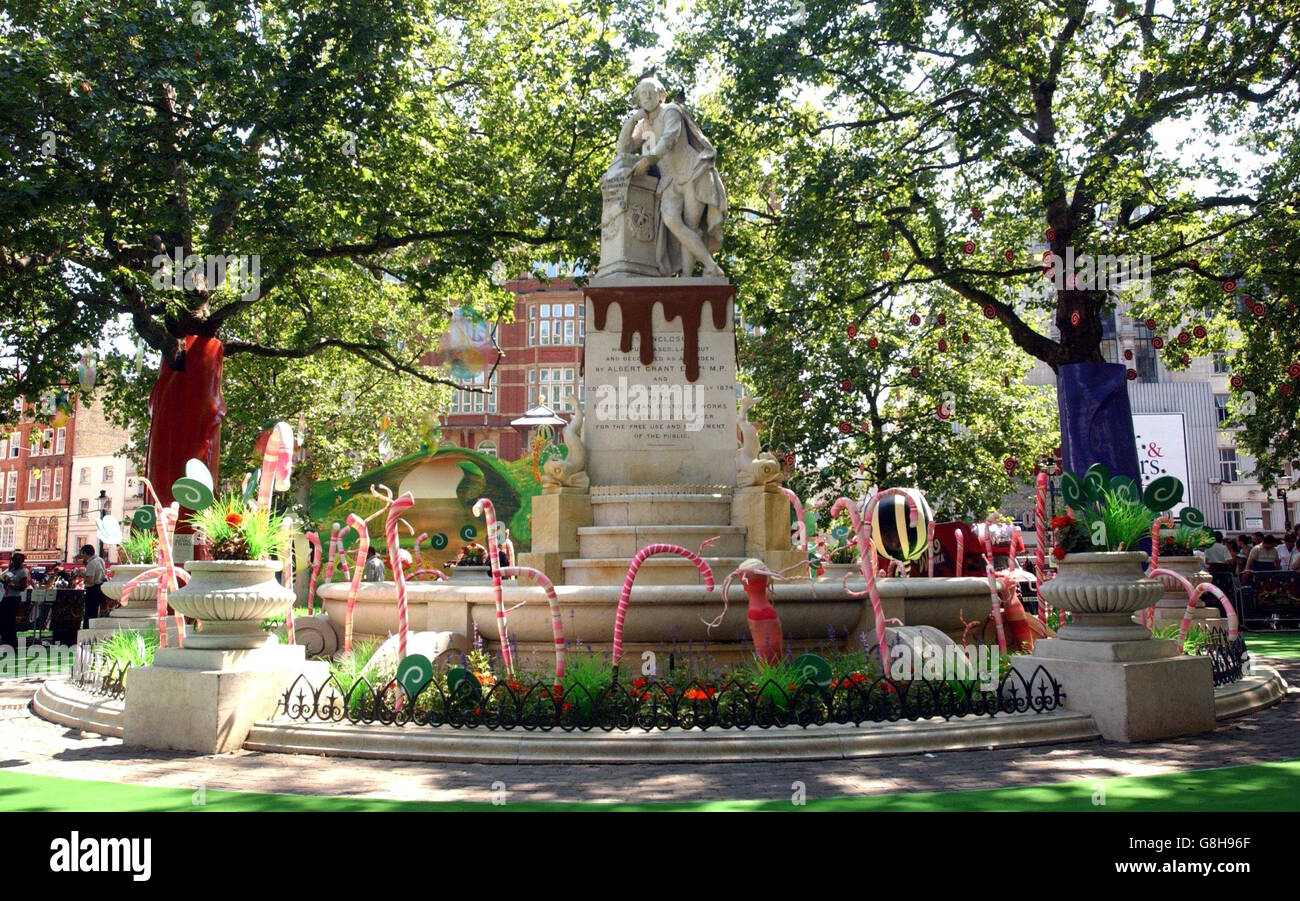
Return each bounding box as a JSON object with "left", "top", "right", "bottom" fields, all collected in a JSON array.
[{"left": 615, "top": 76, "right": 728, "bottom": 278}]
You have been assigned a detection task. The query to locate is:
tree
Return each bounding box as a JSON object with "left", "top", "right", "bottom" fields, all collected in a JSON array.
[
  {"left": 0, "top": 0, "right": 647, "bottom": 497},
  {"left": 673, "top": 0, "right": 1300, "bottom": 476}
]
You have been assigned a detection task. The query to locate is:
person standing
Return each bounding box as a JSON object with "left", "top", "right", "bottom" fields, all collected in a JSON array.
[
  {"left": 80, "top": 544, "right": 107, "bottom": 628},
  {"left": 1245, "top": 535, "right": 1281, "bottom": 573},
  {"left": 1277, "top": 533, "right": 1295, "bottom": 571},
  {"left": 1, "top": 553, "right": 30, "bottom": 652},
  {"left": 1203, "top": 531, "right": 1234, "bottom": 572},
  {"left": 362, "top": 547, "right": 387, "bottom": 582}
]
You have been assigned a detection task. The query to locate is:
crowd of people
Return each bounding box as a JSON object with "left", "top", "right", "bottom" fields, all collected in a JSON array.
[{"left": 1201, "top": 530, "right": 1299, "bottom": 575}]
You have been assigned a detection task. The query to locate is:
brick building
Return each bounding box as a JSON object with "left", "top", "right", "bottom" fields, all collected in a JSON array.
[
  {"left": 0, "top": 393, "right": 77, "bottom": 568},
  {"left": 440, "top": 277, "right": 585, "bottom": 460},
  {"left": 64, "top": 398, "right": 140, "bottom": 563}
]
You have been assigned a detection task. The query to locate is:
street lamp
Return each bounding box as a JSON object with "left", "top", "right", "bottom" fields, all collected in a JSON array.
[
  {"left": 96, "top": 489, "right": 108, "bottom": 557},
  {"left": 1037, "top": 452, "right": 1064, "bottom": 521},
  {"left": 1278, "top": 474, "right": 1293, "bottom": 533}
]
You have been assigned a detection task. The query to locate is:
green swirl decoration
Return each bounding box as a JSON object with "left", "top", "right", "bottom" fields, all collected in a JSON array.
[
  {"left": 1060, "top": 472, "right": 1087, "bottom": 510},
  {"left": 132, "top": 505, "right": 157, "bottom": 531},
  {"left": 1109, "top": 475, "right": 1140, "bottom": 505},
  {"left": 430, "top": 532, "right": 448, "bottom": 550},
  {"left": 1181, "top": 506, "right": 1206, "bottom": 529},
  {"left": 459, "top": 524, "right": 477, "bottom": 541},
  {"left": 1083, "top": 463, "right": 1110, "bottom": 502},
  {"left": 171, "top": 477, "right": 214, "bottom": 511},
  {"left": 1142, "top": 476, "right": 1184, "bottom": 512}
]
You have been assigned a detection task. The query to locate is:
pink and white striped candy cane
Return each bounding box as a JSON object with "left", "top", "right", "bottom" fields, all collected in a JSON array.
[
  {"left": 955, "top": 528, "right": 965, "bottom": 577},
  {"left": 472, "top": 498, "right": 514, "bottom": 676},
  {"left": 257, "top": 422, "right": 294, "bottom": 513},
  {"left": 333, "top": 526, "right": 353, "bottom": 581},
  {"left": 1034, "top": 473, "right": 1048, "bottom": 582},
  {"left": 1148, "top": 567, "right": 1239, "bottom": 643},
  {"left": 779, "top": 487, "right": 809, "bottom": 576},
  {"left": 386, "top": 492, "right": 416, "bottom": 659},
  {"left": 342, "top": 513, "right": 369, "bottom": 655},
  {"left": 976, "top": 518, "right": 1008, "bottom": 652},
  {"left": 305, "top": 531, "right": 322, "bottom": 615},
  {"left": 412, "top": 533, "right": 427, "bottom": 571},
  {"left": 830, "top": 495, "right": 887, "bottom": 654},
  {"left": 926, "top": 520, "right": 936, "bottom": 578},
  {"left": 613, "top": 544, "right": 714, "bottom": 665},
  {"left": 1142, "top": 515, "right": 1178, "bottom": 627},
  {"left": 323, "top": 523, "right": 341, "bottom": 582},
  {"left": 499, "top": 565, "right": 566, "bottom": 687},
  {"left": 283, "top": 526, "right": 295, "bottom": 645}
]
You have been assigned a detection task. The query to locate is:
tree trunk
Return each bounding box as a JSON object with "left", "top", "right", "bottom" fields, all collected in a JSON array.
[{"left": 145, "top": 335, "right": 226, "bottom": 520}]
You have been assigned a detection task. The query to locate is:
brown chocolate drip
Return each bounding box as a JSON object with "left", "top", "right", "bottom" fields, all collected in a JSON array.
[{"left": 589, "top": 292, "right": 732, "bottom": 382}]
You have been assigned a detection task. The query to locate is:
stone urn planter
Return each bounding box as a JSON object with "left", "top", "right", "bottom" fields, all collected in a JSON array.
[
  {"left": 170, "top": 560, "right": 294, "bottom": 649},
  {"left": 447, "top": 564, "right": 492, "bottom": 582},
  {"left": 102, "top": 564, "right": 159, "bottom": 609},
  {"left": 1036, "top": 551, "right": 1163, "bottom": 642}
]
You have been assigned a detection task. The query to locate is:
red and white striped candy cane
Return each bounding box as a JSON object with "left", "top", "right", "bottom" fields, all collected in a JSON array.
[
  {"left": 500, "top": 565, "right": 565, "bottom": 687},
  {"left": 830, "top": 495, "right": 886, "bottom": 654},
  {"left": 1143, "top": 515, "right": 1178, "bottom": 627},
  {"left": 386, "top": 492, "right": 416, "bottom": 659},
  {"left": 1148, "top": 567, "right": 1239, "bottom": 643},
  {"left": 323, "top": 523, "right": 341, "bottom": 582},
  {"left": 342, "top": 513, "right": 369, "bottom": 655},
  {"left": 333, "top": 525, "right": 353, "bottom": 581},
  {"left": 283, "top": 525, "right": 295, "bottom": 645},
  {"left": 1034, "top": 473, "right": 1048, "bottom": 581},
  {"left": 976, "top": 518, "right": 1008, "bottom": 652},
  {"left": 613, "top": 544, "right": 714, "bottom": 665},
  {"left": 257, "top": 422, "right": 294, "bottom": 513},
  {"left": 779, "top": 487, "right": 809, "bottom": 576},
  {"left": 926, "top": 520, "right": 936, "bottom": 578},
  {"left": 412, "top": 533, "right": 427, "bottom": 571},
  {"left": 305, "top": 531, "right": 322, "bottom": 615},
  {"left": 472, "top": 498, "right": 514, "bottom": 675}
]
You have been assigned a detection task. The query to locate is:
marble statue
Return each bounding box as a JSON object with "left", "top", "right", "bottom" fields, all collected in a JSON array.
[
  {"left": 596, "top": 75, "right": 728, "bottom": 279},
  {"left": 736, "top": 395, "right": 783, "bottom": 489}
]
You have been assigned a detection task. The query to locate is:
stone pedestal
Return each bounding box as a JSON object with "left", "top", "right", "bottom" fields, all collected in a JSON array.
[
  {"left": 124, "top": 641, "right": 326, "bottom": 754},
  {"left": 582, "top": 279, "right": 737, "bottom": 486},
  {"left": 522, "top": 489, "right": 593, "bottom": 584},
  {"left": 732, "top": 486, "right": 805, "bottom": 576},
  {"left": 1013, "top": 638, "right": 1215, "bottom": 742}
]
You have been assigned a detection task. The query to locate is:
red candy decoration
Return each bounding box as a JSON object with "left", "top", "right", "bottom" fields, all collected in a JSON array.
[
  {"left": 1126, "top": 368, "right": 1138, "bottom": 380},
  {"left": 961, "top": 331, "right": 971, "bottom": 343},
  {"left": 1252, "top": 303, "right": 1265, "bottom": 317},
  {"left": 937, "top": 338, "right": 948, "bottom": 353},
  {"left": 1152, "top": 337, "right": 1165, "bottom": 349},
  {"left": 1123, "top": 349, "right": 1134, "bottom": 360},
  {"left": 983, "top": 304, "right": 997, "bottom": 319},
  {"left": 963, "top": 241, "right": 976, "bottom": 255},
  {"left": 1045, "top": 228, "right": 1056, "bottom": 242},
  {"left": 909, "top": 313, "right": 921, "bottom": 326},
  {"left": 1192, "top": 325, "right": 1207, "bottom": 339},
  {"left": 1004, "top": 458, "right": 1018, "bottom": 473},
  {"left": 881, "top": 249, "right": 890, "bottom": 262},
  {"left": 838, "top": 421, "right": 851, "bottom": 434},
  {"left": 936, "top": 313, "right": 947, "bottom": 326},
  {"left": 1230, "top": 375, "right": 1244, "bottom": 389},
  {"left": 1283, "top": 384, "right": 1294, "bottom": 396},
  {"left": 867, "top": 336, "right": 879, "bottom": 350},
  {"left": 1003, "top": 249, "right": 1015, "bottom": 263},
  {"left": 1288, "top": 363, "right": 1300, "bottom": 379},
  {"left": 1069, "top": 310, "right": 1081, "bottom": 327},
  {"left": 1177, "top": 331, "right": 1191, "bottom": 346},
  {"left": 910, "top": 366, "right": 921, "bottom": 379},
  {"left": 846, "top": 324, "right": 858, "bottom": 339},
  {"left": 1144, "top": 318, "right": 1157, "bottom": 330},
  {"left": 840, "top": 379, "right": 852, "bottom": 392},
  {"left": 1223, "top": 279, "right": 1237, "bottom": 293}
]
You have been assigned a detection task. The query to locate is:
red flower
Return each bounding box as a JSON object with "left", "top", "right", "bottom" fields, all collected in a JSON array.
[
  {"left": 1052, "top": 546, "right": 1067, "bottom": 561},
  {"left": 631, "top": 676, "right": 647, "bottom": 689},
  {"left": 225, "top": 512, "right": 243, "bottom": 526}
]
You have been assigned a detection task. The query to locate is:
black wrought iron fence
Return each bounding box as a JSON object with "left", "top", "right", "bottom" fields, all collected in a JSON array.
[
  {"left": 69, "top": 641, "right": 130, "bottom": 700},
  {"left": 276, "top": 665, "right": 1064, "bottom": 732},
  {"left": 1200, "top": 629, "right": 1250, "bottom": 687}
]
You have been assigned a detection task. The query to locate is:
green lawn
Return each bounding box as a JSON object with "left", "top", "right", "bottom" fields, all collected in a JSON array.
[
  {"left": 1244, "top": 632, "right": 1300, "bottom": 659},
  {"left": 2, "top": 760, "right": 1298, "bottom": 812}
]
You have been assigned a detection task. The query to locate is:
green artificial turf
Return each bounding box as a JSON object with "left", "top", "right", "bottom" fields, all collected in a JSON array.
[
  {"left": 1, "top": 760, "right": 1297, "bottom": 812},
  {"left": 1244, "top": 632, "right": 1300, "bottom": 659}
]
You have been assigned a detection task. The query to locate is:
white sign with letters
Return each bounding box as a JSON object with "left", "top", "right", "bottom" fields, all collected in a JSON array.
[{"left": 1133, "top": 413, "right": 1191, "bottom": 515}]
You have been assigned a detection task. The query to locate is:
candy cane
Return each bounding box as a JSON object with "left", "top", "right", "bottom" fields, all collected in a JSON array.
[
  {"left": 257, "top": 422, "right": 294, "bottom": 513},
  {"left": 342, "top": 513, "right": 369, "bottom": 655},
  {"left": 305, "top": 531, "right": 322, "bottom": 615},
  {"left": 386, "top": 492, "right": 416, "bottom": 659},
  {"left": 926, "top": 520, "right": 936, "bottom": 578},
  {"left": 830, "top": 495, "right": 886, "bottom": 654},
  {"left": 1150, "top": 514, "right": 1176, "bottom": 572},
  {"left": 779, "top": 487, "right": 809, "bottom": 576},
  {"left": 1034, "top": 473, "right": 1048, "bottom": 582},
  {"left": 1148, "top": 567, "right": 1239, "bottom": 644},
  {"left": 324, "top": 523, "right": 341, "bottom": 582},
  {"left": 284, "top": 523, "right": 295, "bottom": 645},
  {"left": 472, "top": 498, "right": 514, "bottom": 675},
  {"left": 499, "top": 565, "right": 565, "bottom": 687},
  {"left": 412, "top": 533, "right": 428, "bottom": 571},
  {"left": 613, "top": 544, "right": 714, "bottom": 665},
  {"left": 955, "top": 528, "right": 965, "bottom": 577},
  {"left": 975, "top": 518, "right": 1008, "bottom": 653}
]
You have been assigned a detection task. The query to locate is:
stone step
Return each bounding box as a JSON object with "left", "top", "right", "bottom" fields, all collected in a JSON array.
[
  {"left": 562, "top": 555, "right": 745, "bottom": 586},
  {"left": 590, "top": 487, "right": 734, "bottom": 527},
  {"left": 577, "top": 525, "right": 746, "bottom": 558}
]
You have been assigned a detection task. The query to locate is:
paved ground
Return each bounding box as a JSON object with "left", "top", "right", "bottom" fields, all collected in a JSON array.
[{"left": 0, "top": 657, "right": 1295, "bottom": 806}]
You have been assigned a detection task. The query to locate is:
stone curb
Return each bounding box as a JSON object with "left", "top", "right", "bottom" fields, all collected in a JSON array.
[
  {"left": 242, "top": 710, "right": 1101, "bottom": 764},
  {"left": 32, "top": 679, "right": 124, "bottom": 738},
  {"left": 1213, "top": 664, "right": 1290, "bottom": 721}
]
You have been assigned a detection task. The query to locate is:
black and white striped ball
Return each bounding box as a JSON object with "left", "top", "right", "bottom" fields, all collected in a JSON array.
[{"left": 870, "top": 488, "right": 934, "bottom": 563}]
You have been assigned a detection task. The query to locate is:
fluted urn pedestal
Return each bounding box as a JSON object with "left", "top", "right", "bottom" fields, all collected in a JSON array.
[
  {"left": 123, "top": 559, "right": 327, "bottom": 754},
  {"left": 78, "top": 564, "right": 181, "bottom": 645},
  {"left": 1012, "top": 551, "right": 1215, "bottom": 742}
]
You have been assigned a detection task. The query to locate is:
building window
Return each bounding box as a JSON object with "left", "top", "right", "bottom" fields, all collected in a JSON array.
[
  {"left": 538, "top": 368, "right": 577, "bottom": 409},
  {"left": 1212, "top": 352, "right": 1229, "bottom": 374},
  {"left": 8, "top": 432, "right": 18, "bottom": 458},
  {"left": 38, "top": 471, "right": 50, "bottom": 501},
  {"left": 1223, "top": 502, "right": 1243, "bottom": 533},
  {"left": 1134, "top": 324, "right": 1159, "bottom": 382},
  {"left": 55, "top": 427, "right": 65, "bottom": 454},
  {"left": 476, "top": 440, "right": 498, "bottom": 457},
  {"left": 27, "top": 471, "right": 37, "bottom": 502},
  {"left": 25, "top": 519, "right": 37, "bottom": 548},
  {"left": 1219, "top": 448, "right": 1239, "bottom": 484},
  {"left": 52, "top": 468, "right": 62, "bottom": 501},
  {"left": 78, "top": 499, "right": 89, "bottom": 519},
  {"left": 1215, "top": 395, "right": 1230, "bottom": 426},
  {"left": 79, "top": 467, "right": 90, "bottom": 484},
  {"left": 452, "top": 373, "right": 497, "bottom": 414},
  {"left": 5, "top": 471, "right": 14, "bottom": 503},
  {"left": 0, "top": 516, "right": 13, "bottom": 549},
  {"left": 102, "top": 466, "right": 114, "bottom": 482}
]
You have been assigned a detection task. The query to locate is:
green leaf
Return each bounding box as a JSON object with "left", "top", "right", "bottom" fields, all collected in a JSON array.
[{"left": 1142, "top": 476, "right": 1184, "bottom": 512}]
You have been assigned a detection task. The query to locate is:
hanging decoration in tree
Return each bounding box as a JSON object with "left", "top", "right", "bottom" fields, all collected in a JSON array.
[
  {"left": 430, "top": 307, "right": 496, "bottom": 381},
  {"left": 77, "top": 352, "right": 96, "bottom": 392}
]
